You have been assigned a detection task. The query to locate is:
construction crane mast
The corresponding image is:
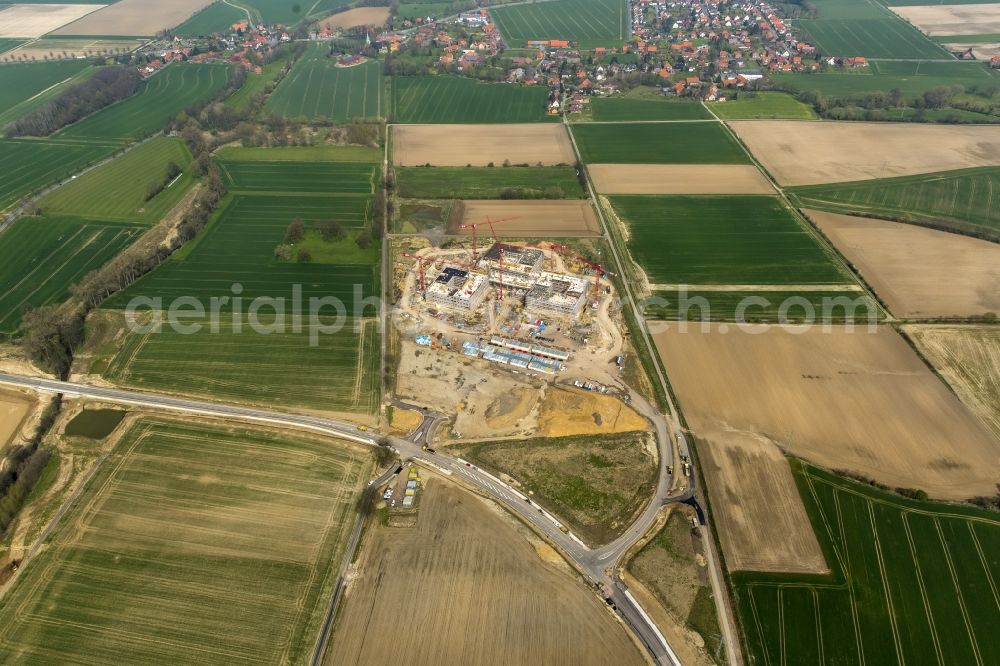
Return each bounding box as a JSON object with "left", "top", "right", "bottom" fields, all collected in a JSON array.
[
  {"left": 400, "top": 253, "right": 436, "bottom": 294},
  {"left": 458, "top": 216, "right": 516, "bottom": 263}
]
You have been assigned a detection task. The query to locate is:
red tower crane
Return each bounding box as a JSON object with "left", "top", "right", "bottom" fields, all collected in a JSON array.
[
  {"left": 546, "top": 243, "right": 616, "bottom": 302},
  {"left": 458, "top": 216, "right": 517, "bottom": 263},
  {"left": 400, "top": 253, "right": 437, "bottom": 293}
]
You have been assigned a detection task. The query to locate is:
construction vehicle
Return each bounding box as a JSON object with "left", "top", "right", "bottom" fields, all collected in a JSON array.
[
  {"left": 667, "top": 464, "right": 674, "bottom": 475},
  {"left": 357, "top": 425, "right": 369, "bottom": 431}
]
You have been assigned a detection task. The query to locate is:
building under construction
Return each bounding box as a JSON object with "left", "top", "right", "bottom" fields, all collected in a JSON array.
[{"left": 425, "top": 266, "right": 489, "bottom": 311}]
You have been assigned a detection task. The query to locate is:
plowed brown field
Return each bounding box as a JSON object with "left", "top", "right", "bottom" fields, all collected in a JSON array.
[
  {"left": 327, "top": 480, "right": 646, "bottom": 666},
  {"left": 0, "top": 389, "right": 32, "bottom": 448},
  {"left": 319, "top": 7, "right": 390, "bottom": 29},
  {"left": 729, "top": 121, "right": 1000, "bottom": 185},
  {"left": 654, "top": 324, "right": 1000, "bottom": 499},
  {"left": 808, "top": 209, "right": 1000, "bottom": 318},
  {"left": 53, "top": 0, "right": 212, "bottom": 36},
  {"left": 589, "top": 164, "right": 774, "bottom": 194},
  {"left": 452, "top": 199, "right": 602, "bottom": 236},
  {"left": 392, "top": 124, "right": 575, "bottom": 166}
]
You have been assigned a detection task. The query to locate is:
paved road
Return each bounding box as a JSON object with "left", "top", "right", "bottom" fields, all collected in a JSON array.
[{"left": 0, "top": 373, "right": 680, "bottom": 665}]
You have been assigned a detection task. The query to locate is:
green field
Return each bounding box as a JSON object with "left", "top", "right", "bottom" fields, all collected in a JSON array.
[
  {"left": 710, "top": 92, "right": 819, "bottom": 120},
  {"left": 265, "top": 44, "right": 383, "bottom": 120},
  {"left": 0, "top": 417, "right": 371, "bottom": 664},
  {"left": 734, "top": 460, "right": 1000, "bottom": 666},
  {"left": 219, "top": 159, "right": 377, "bottom": 194},
  {"left": 573, "top": 122, "right": 750, "bottom": 164},
  {"left": 225, "top": 58, "right": 287, "bottom": 112},
  {"left": 455, "top": 432, "right": 657, "bottom": 545},
  {"left": 391, "top": 75, "right": 552, "bottom": 123},
  {"left": 610, "top": 196, "right": 848, "bottom": 285},
  {"left": 396, "top": 3, "right": 449, "bottom": 21},
  {"left": 172, "top": 0, "right": 246, "bottom": 36},
  {"left": 588, "top": 97, "right": 713, "bottom": 121},
  {"left": 40, "top": 137, "right": 194, "bottom": 223},
  {"left": 0, "top": 60, "right": 90, "bottom": 119},
  {"left": 0, "top": 139, "right": 116, "bottom": 213},
  {"left": 57, "top": 63, "right": 230, "bottom": 142},
  {"left": 97, "top": 152, "right": 380, "bottom": 413},
  {"left": 491, "top": 0, "right": 629, "bottom": 49},
  {"left": 790, "top": 167, "right": 1000, "bottom": 236},
  {"left": 240, "top": 0, "right": 353, "bottom": 24},
  {"left": 796, "top": 0, "right": 950, "bottom": 59},
  {"left": 773, "top": 61, "right": 1000, "bottom": 100},
  {"left": 217, "top": 144, "right": 382, "bottom": 162},
  {"left": 643, "top": 289, "right": 880, "bottom": 322},
  {"left": 0, "top": 216, "right": 142, "bottom": 335},
  {"left": 395, "top": 166, "right": 586, "bottom": 199},
  {"left": 0, "top": 39, "right": 24, "bottom": 54}
]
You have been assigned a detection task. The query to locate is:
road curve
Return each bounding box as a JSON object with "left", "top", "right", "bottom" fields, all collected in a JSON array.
[{"left": 0, "top": 372, "right": 680, "bottom": 665}]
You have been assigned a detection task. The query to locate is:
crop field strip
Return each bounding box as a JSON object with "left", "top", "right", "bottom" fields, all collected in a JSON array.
[
  {"left": 99, "top": 151, "right": 382, "bottom": 413},
  {"left": 56, "top": 63, "right": 230, "bottom": 142},
  {"left": 0, "top": 417, "right": 372, "bottom": 664},
  {"left": 390, "top": 75, "right": 552, "bottom": 123},
  {"left": 573, "top": 122, "right": 750, "bottom": 164},
  {"left": 587, "top": 98, "right": 713, "bottom": 121},
  {"left": 734, "top": 461, "right": 1000, "bottom": 666},
  {"left": 0, "top": 139, "right": 117, "bottom": 213},
  {"left": 218, "top": 158, "right": 378, "bottom": 195},
  {"left": 610, "top": 196, "right": 850, "bottom": 286},
  {"left": 0, "top": 59, "right": 90, "bottom": 119},
  {"left": 789, "top": 166, "right": 1000, "bottom": 235},
  {"left": 0, "top": 216, "right": 142, "bottom": 336},
  {"left": 265, "top": 43, "right": 383, "bottom": 121},
  {"left": 773, "top": 60, "right": 1000, "bottom": 99},
  {"left": 40, "top": 137, "right": 194, "bottom": 224},
  {"left": 796, "top": 0, "right": 951, "bottom": 59},
  {"left": 395, "top": 166, "right": 586, "bottom": 199},
  {"left": 172, "top": 1, "right": 247, "bottom": 37},
  {"left": 490, "top": 0, "right": 628, "bottom": 48}
]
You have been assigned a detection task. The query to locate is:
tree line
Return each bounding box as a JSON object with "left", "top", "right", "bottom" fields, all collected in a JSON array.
[
  {"left": 6, "top": 66, "right": 142, "bottom": 138},
  {"left": 0, "top": 395, "right": 61, "bottom": 537}
]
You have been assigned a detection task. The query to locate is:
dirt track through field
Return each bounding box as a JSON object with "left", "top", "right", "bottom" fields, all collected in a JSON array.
[
  {"left": 53, "top": 0, "right": 212, "bottom": 36},
  {"left": 452, "top": 199, "right": 602, "bottom": 236},
  {"left": 327, "top": 480, "right": 645, "bottom": 665},
  {"left": 890, "top": 4, "right": 1000, "bottom": 36},
  {"left": 392, "top": 124, "right": 575, "bottom": 166},
  {"left": 589, "top": 164, "right": 775, "bottom": 194},
  {"left": 319, "top": 7, "right": 390, "bottom": 29},
  {"left": 904, "top": 324, "right": 1000, "bottom": 440},
  {"left": 807, "top": 209, "right": 1000, "bottom": 318},
  {"left": 730, "top": 121, "right": 1000, "bottom": 186},
  {"left": 654, "top": 324, "right": 1000, "bottom": 499},
  {"left": 697, "top": 432, "right": 828, "bottom": 573}
]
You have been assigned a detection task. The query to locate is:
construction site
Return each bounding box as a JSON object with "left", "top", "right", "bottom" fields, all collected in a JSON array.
[{"left": 391, "top": 218, "right": 640, "bottom": 442}]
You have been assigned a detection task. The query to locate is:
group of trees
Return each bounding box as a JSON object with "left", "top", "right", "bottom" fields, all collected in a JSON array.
[
  {"left": 7, "top": 66, "right": 142, "bottom": 137},
  {"left": 0, "top": 397, "right": 60, "bottom": 537},
  {"left": 144, "top": 160, "right": 183, "bottom": 201},
  {"left": 274, "top": 216, "right": 372, "bottom": 262}
]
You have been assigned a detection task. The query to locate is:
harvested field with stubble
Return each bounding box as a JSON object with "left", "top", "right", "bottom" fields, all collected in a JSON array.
[
  {"left": 318, "top": 7, "right": 390, "bottom": 28},
  {"left": 729, "top": 121, "right": 1000, "bottom": 186},
  {"left": 0, "top": 417, "right": 372, "bottom": 664},
  {"left": 589, "top": 164, "right": 774, "bottom": 194},
  {"left": 905, "top": 324, "right": 1000, "bottom": 440},
  {"left": 807, "top": 209, "right": 1000, "bottom": 318},
  {"left": 392, "top": 124, "right": 575, "bottom": 166},
  {"left": 0, "top": 389, "right": 33, "bottom": 448},
  {"left": 890, "top": 3, "right": 1000, "bottom": 36},
  {"left": 697, "top": 433, "right": 827, "bottom": 574},
  {"left": 54, "top": 0, "right": 213, "bottom": 36},
  {"left": 452, "top": 200, "right": 601, "bottom": 236},
  {"left": 654, "top": 324, "right": 1000, "bottom": 500},
  {"left": 327, "top": 480, "right": 646, "bottom": 666},
  {"left": 0, "top": 4, "right": 104, "bottom": 38}
]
